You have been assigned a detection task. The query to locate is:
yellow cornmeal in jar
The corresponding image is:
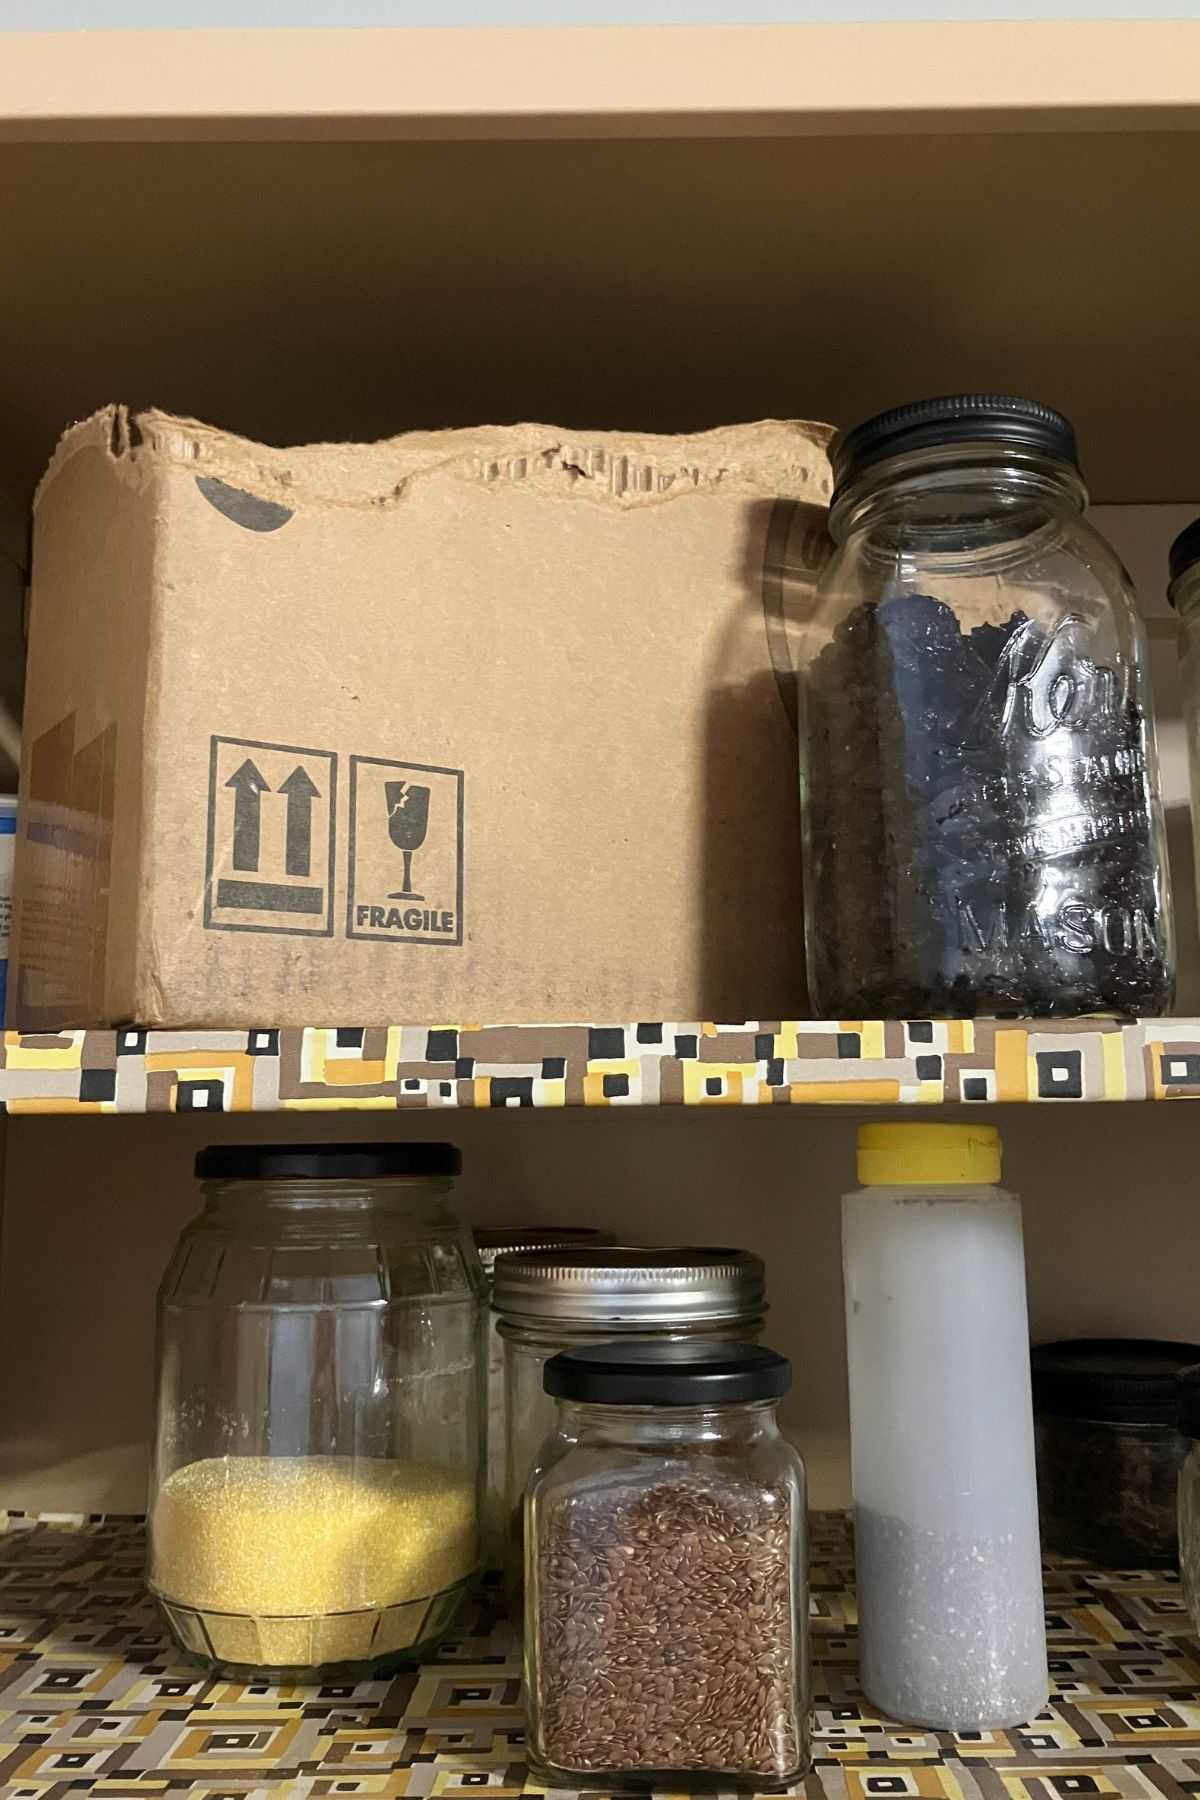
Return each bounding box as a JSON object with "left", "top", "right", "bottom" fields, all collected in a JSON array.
[{"left": 151, "top": 1455, "right": 476, "bottom": 1666}]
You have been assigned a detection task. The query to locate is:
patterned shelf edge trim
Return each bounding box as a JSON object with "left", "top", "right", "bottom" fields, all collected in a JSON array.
[{"left": 0, "top": 1018, "right": 1198, "bottom": 1112}]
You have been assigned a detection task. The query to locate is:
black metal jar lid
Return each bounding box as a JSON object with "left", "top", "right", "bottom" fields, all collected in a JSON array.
[
  {"left": 544, "top": 1340, "right": 790, "bottom": 1407},
  {"left": 831, "top": 393, "right": 1079, "bottom": 499},
  {"left": 196, "top": 1141, "right": 462, "bottom": 1180},
  {"left": 1031, "top": 1339, "right": 1200, "bottom": 1426}
]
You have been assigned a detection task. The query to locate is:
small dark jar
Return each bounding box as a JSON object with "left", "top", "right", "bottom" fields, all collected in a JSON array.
[{"left": 1032, "top": 1339, "right": 1200, "bottom": 1567}]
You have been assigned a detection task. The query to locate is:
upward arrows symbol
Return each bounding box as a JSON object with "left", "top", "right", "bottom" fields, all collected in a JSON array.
[
  {"left": 225, "top": 759, "right": 270, "bottom": 871},
  {"left": 280, "top": 765, "right": 321, "bottom": 877}
]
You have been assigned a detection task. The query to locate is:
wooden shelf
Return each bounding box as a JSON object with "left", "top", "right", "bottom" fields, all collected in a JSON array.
[
  {"left": 3, "top": 23, "right": 1200, "bottom": 144},
  {"left": 0, "top": 1509, "right": 1194, "bottom": 1794},
  {"left": 2, "top": 1019, "right": 1199, "bottom": 1112}
]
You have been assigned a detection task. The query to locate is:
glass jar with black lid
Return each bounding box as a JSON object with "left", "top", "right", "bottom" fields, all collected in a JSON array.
[
  {"left": 148, "top": 1141, "right": 484, "bottom": 1676},
  {"left": 799, "top": 394, "right": 1173, "bottom": 1018},
  {"left": 525, "top": 1341, "right": 809, "bottom": 1791},
  {"left": 1032, "top": 1338, "right": 1200, "bottom": 1566}
]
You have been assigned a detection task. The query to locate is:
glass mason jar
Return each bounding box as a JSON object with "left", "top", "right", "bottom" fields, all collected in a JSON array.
[
  {"left": 473, "top": 1226, "right": 616, "bottom": 1569},
  {"left": 492, "top": 1246, "right": 766, "bottom": 1586},
  {"left": 800, "top": 394, "right": 1174, "bottom": 1018},
  {"left": 148, "top": 1141, "right": 484, "bottom": 1677},
  {"left": 1169, "top": 518, "right": 1200, "bottom": 935},
  {"left": 525, "top": 1341, "right": 809, "bottom": 1792}
]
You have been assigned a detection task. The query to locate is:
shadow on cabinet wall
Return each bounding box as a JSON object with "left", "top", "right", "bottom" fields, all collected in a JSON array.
[{"left": 1, "top": 1102, "right": 1197, "bottom": 1518}]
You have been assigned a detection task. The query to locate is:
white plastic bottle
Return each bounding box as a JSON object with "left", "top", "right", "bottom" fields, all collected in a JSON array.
[{"left": 843, "top": 1123, "right": 1048, "bottom": 1730}]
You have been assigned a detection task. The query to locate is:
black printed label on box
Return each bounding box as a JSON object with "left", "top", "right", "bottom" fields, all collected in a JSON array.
[
  {"left": 346, "top": 755, "right": 464, "bottom": 946},
  {"left": 205, "top": 736, "right": 337, "bottom": 937}
]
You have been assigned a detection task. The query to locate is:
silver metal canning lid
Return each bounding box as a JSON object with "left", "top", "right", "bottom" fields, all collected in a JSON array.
[
  {"left": 490, "top": 1245, "right": 767, "bottom": 1324},
  {"left": 473, "top": 1226, "right": 616, "bottom": 1280}
]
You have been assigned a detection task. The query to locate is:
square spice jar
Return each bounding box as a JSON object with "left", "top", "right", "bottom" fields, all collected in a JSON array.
[{"left": 523, "top": 1339, "right": 809, "bottom": 1791}]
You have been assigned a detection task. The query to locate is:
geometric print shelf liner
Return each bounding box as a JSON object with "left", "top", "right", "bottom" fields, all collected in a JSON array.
[
  {"left": 4, "top": 1019, "right": 1200, "bottom": 1111},
  {"left": 2, "top": 1513, "right": 1200, "bottom": 1798}
]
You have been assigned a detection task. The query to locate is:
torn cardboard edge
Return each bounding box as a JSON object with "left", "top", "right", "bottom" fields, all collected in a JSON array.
[{"left": 37, "top": 407, "right": 834, "bottom": 517}]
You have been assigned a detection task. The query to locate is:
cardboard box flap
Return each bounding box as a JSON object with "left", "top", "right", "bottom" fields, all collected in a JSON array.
[{"left": 38, "top": 407, "right": 833, "bottom": 517}]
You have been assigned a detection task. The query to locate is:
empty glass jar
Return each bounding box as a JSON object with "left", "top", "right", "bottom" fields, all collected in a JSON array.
[
  {"left": 799, "top": 394, "right": 1173, "bottom": 1017},
  {"left": 149, "top": 1141, "right": 484, "bottom": 1676},
  {"left": 525, "top": 1341, "right": 809, "bottom": 1791},
  {"left": 474, "top": 1225, "right": 615, "bottom": 1567},
  {"left": 492, "top": 1246, "right": 766, "bottom": 1584}
]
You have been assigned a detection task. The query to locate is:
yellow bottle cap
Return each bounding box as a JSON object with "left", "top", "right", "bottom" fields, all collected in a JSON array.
[{"left": 856, "top": 1123, "right": 1002, "bottom": 1186}]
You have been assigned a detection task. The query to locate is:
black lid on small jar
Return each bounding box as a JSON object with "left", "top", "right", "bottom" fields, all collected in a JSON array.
[
  {"left": 1168, "top": 517, "right": 1200, "bottom": 603},
  {"left": 831, "top": 394, "right": 1079, "bottom": 497},
  {"left": 1031, "top": 1338, "right": 1200, "bottom": 1426},
  {"left": 196, "top": 1142, "right": 462, "bottom": 1181},
  {"left": 544, "top": 1340, "right": 791, "bottom": 1407}
]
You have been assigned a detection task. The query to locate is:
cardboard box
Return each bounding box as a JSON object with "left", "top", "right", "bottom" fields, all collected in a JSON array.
[{"left": 12, "top": 408, "right": 831, "bottom": 1029}]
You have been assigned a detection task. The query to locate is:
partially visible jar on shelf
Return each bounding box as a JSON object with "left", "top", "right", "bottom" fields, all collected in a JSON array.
[
  {"left": 148, "top": 1142, "right": 484, "bottom": 1676},
  {"left": 474, "top": 1226, "right": 615, "bottom": 1568},
  {"left": 525, "top": 1341, "right": 809, "bottom": 1791},
  {"left": 1177, "top": 1364, "right": 1200, "bottom": 1629},
  {"left": 493, "top": 1245, "right": 767, "bottom": 1583},
  {"left": 1033, "top": 1338, "right": 1200, "bottom": 1566},
  {"left": 1169, "top": 518, "right": 1200, "bottom": 934},
  {"left": 800, "top": 393, "right": 1174, "bottom": 1018}
]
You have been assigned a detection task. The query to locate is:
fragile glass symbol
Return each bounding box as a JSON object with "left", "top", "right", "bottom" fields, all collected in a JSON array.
[{"left": 386, "top": 781, "right": 431, "bottom": 900}]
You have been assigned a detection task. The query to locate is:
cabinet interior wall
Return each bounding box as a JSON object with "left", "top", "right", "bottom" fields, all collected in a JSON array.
[
  {"left": 3, "top": 101, "right": 1199, "bottom": 1524},
  {"left": 4, "top": 1094, "right": 1198, "bottom": 1521}
]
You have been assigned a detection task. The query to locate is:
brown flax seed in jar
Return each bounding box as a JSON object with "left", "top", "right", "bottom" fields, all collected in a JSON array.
[{"left": 524, "top": 1341, "right": 809, "bottom": 1792}]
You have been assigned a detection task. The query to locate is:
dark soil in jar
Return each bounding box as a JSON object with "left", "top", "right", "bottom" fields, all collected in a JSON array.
[
  {"left": 1035, "top": 1416, "right": 1184, "bottom": 1565},
  {"left": 804, "top": 594, "right": 1172, "bottom": 1018},
  {"left": 533, "top": 1474, "right": 802, "bottom": 1782}
]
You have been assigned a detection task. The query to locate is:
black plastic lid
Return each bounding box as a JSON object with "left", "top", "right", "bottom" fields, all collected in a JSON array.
[
  {"left": 1031, "top": 1338, "right": 1200, "bottom": 1426},
  {"left": 1168, "top": 517, "right": 1200, "bottom": 600},
  {"left": 1178, "top": 1364, "right": 1200, "bottom": 1439},
  {"left": 831, "top": 394, "right": 1078, "bottom": 496},
  {"left": 543, "top": 1340, "right": 791, "bottom": 1407},
  {"left": 195, "top": 1141, "right": 462, "bottom": 1181}
]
